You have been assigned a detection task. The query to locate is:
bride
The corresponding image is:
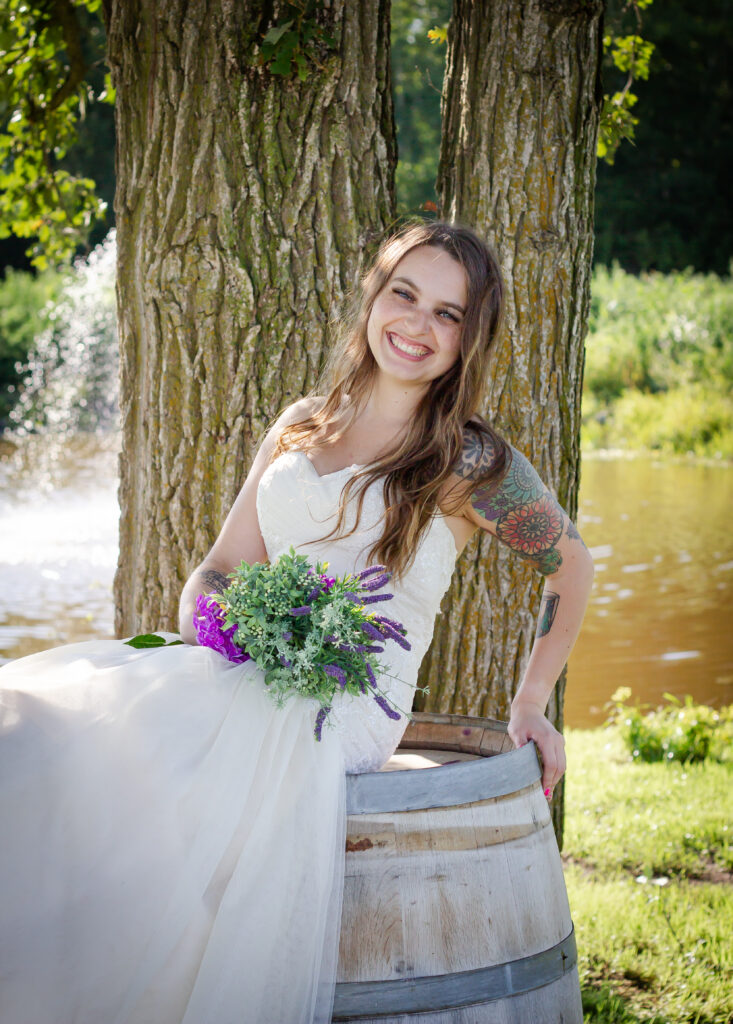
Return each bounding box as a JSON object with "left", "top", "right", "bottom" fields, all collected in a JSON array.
[{"left": 0, "top": 220, "right": 594, "bottom": 1023}]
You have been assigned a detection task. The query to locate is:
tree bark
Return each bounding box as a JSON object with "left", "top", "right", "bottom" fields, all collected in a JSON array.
[
  {"left": 416, "top": 0, "right": 605, "bottom": 846},
  {"left": 102, "top": 0, "right": 396, "bottom": 635}
]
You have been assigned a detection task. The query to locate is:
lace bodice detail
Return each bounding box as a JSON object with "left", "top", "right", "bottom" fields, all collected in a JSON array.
[{"left": 255, "top": 450, "right": 457, "bottom": 772}]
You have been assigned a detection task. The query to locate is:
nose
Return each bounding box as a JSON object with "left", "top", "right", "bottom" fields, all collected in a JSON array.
[{"left": 402, "top": 306, "right": 431, "bottom": 336}]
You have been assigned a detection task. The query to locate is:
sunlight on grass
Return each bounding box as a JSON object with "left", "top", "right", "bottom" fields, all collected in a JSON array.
[{"left": 564, "top": 727, "right": 733, "bottom": 1023}]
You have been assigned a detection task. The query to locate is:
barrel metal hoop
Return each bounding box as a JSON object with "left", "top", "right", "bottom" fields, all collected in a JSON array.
[
  {"left": 346, "top": 739, "right": 540, "bottom": 814},
  {"left": 332, "top": 924, "right": 577, "bottom": 1019}
]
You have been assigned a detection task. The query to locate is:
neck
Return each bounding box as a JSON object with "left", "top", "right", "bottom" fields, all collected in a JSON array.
[{"left": 358, "top": 373, "right": 427, "bottom": 431}]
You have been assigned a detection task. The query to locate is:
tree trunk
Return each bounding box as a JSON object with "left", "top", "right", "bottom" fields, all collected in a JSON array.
[
  {"left": 102, "top": 0, "right": 397, "bottom": 635},
  {"left": 416, "top": 0, "right": 605, "bottom": 846}
]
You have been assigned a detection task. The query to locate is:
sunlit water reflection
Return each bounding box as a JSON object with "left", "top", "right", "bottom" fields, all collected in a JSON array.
[
  {"left": 0, "top": 436, "right": 119, "bottom": 661},
  {"left": 1, "top": 440, "right": 731, "bottom": 727},
  {"left": 567, "top": 453, "right": 733, "bottom": 726}
]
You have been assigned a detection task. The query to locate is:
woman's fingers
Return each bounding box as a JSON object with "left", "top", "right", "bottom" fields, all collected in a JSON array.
[
  {"left": 507, "top": 709, "right": 566, "bottom": 800},
  {"left": 540, "top": 733, "right": 566, "bottom": 798}
]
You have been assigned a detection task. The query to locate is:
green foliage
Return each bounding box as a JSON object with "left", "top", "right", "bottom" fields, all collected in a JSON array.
[
  {"left": 598, "top": 4, "right": 656, "bottom": 165},
  {"left": 604, "top": 687, "right": 733, "bottom": 764},
  {"left": 0, "top": 263, "right": 71, "bottom": 424},
  {"left": 249, "top": 0, "right": 337, "bottom": 80},
  {"left": 582, "top": 262, "right": 733, "bottom": 457},
  {"left": 594, "top": 0, "right": 732, "bottom": 275},
  {"left": 391, "top": 0, "right": 451, "bottom": 218},
  {"left": 0, "top": 0, "right": 112, "bottom": 269}
]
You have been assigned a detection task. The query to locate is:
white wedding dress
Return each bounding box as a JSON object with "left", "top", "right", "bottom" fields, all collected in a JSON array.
[{"left": 0, "top": 449, "right": 457, "bottom": 1024}]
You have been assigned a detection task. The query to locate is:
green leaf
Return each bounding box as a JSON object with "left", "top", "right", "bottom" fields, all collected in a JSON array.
[{"left": 124, "top": 633, "right": 183, "bottom": 648}]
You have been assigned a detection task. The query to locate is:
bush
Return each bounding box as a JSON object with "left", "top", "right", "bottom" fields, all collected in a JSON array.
[
  {"left": 0, "top": 265, "right": 72, "bottom": 426},
  {"left": 583, "top": 263, "right": 733, "bottom": 457},
  {"left": 604, "top": 687, "right": 733, "bottom": 764}
]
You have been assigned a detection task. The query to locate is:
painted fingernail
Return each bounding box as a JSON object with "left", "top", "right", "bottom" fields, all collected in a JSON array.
[{"left": 544, "top": 787, "right": 551, "bottom": 797}]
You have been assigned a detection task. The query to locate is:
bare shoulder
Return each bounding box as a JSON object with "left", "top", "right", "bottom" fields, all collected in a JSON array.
[{"left": 275, "top": 394, "right": 325, "bottom": 429}]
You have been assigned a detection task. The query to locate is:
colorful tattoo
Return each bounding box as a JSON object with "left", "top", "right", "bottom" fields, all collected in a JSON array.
[
  {"left": 537, "top": 590, "right": 560, "bottom": 637},
  {"left": 454, "top": 434, "right": 567, "bottom": 576}
]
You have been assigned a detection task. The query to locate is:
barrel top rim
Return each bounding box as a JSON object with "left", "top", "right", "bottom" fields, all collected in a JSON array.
[{"left": 405, "top": 711, "right": 509, "bottom": 733}]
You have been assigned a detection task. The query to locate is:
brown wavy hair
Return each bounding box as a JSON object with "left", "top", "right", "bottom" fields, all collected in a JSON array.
[{"left": 272, "top": 218, "right": 510, "bottom": 578}]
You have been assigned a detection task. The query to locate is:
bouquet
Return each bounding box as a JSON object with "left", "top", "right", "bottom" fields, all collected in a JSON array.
[{"left": 191, "top": 547, "right": 417, "bottom": 741}]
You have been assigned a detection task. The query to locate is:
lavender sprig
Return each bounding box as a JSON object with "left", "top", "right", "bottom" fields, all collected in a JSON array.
[
  {"left": 314, "top": 705, "right": 331, "bottom": 741},
  {"left": 355, "top": 564, "right": 388, "bottom": 581},
  {"left": 373, "top": 693, "right": 401, "bottom": 721},
  {"left": 323, "top": 664, "right": 348, "bottom": 689}
]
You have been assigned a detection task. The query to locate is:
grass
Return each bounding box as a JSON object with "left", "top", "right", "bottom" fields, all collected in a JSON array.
[{"left": 564, "top": 727, "right": 733, "bottom": 1023}]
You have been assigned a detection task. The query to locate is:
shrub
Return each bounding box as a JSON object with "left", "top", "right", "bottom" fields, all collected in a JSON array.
[{"left": 604, "top": 687, "right": 733, "bottom": 764}]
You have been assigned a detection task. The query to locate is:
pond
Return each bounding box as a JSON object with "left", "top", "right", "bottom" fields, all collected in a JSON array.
[{"left": 1, "top": 437, "right": 731, "bottom": 728}]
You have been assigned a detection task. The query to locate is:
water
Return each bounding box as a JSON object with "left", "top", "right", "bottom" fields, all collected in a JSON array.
[
  {"left": 566, "top": 454, "right": 733, "bottom": 726},
  {"left": 0, "top": 435, "right": 119, "bottom": 661},
  {"left": 0, "top": 439, "right": 731, "bottom": 726}
]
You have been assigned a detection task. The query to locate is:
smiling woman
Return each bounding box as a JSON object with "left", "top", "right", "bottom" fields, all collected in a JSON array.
[{"left": 0, "top": 219, "right": 592, "bottom": 1024}]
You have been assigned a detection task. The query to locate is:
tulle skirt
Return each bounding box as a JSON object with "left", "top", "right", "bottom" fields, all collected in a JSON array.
[{"left": 0, "top": 634, "right": 347, "bottom": 1024}]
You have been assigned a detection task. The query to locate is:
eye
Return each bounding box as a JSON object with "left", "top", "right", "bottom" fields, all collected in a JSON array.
[{"left": 393, "top": 289, "right": 460, "bottom": 323}]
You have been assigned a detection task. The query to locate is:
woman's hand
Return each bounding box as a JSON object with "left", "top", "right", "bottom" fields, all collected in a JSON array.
[{"left": 507, "top": 701, "right": 566, "bottom": 801}]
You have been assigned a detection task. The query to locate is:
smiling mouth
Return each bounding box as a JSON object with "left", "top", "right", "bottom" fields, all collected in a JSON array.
[{"left": 387, "top": 332, "right": 432, "bottom": 360}]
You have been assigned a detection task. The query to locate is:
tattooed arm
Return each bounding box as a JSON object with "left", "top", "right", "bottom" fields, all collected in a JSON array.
[
  {"left": 453, "top": 430, "right": 595, "bottom": 797},
  {"left": 178, "top": 396, "right": 323, "bottom": 644}
]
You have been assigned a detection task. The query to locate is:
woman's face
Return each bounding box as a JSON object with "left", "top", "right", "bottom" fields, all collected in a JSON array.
[{"left": 366, "top": 245, "right": 468, "bottom": 390}]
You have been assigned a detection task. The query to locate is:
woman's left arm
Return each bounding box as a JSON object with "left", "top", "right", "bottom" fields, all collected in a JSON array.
[{"left": 453, "top": 434, "right": 595, "bottom": 800}]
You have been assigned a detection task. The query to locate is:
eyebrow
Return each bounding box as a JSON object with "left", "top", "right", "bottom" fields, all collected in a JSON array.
[{"left": 391, "top": 276, "right": 466, "bottom": 315}]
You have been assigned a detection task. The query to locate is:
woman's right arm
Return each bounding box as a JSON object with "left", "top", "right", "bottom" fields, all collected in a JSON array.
[{"left": 178, "top": 397, "right": 319, "bottom": 644}]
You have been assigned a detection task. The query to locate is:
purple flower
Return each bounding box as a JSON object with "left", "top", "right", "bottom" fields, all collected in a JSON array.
[
  {"left": 360, "top": 573, "right": 391, "bottom": 592},
  {"left": 356, "top": 564, "right": 388, "bottom": 581},
  {"left": 282, "top": 631, "right": 293, "bottom": 641},
  {"left": 193, "top": 594, "right": 251, "bottom": 664},
  {"left": 373, "top": 615, "right": 405, "bottom": 633},
  {"left": 361, "top": 593, "right": 393, "bottom": 604},
  {"left": 306, "top": 587, "right": 321, "bottom": 603},
  {"left": 319, "top": 575, "right": 336, "bottom": 591},
  {"left": 279, "top": 655, "right": 292, "bottom": 667},
  {"left": 373, "top": 693, "right": 401, "bottom": 721},
  {"left": 365, "top": 663, "right": 377, "bottom": 688},
  {"left": 323, "top": 664, "right": 348, "bottom": 689},
  {"left": 343, "top": 592, "right": 361, "bottom": 603},
  {"left": 314, "top": 705, "right": 331, "bottom": 741},
  {"left": 360, "top": 621, "right": 384, "bottom": 641},
  {"left": 377, "top": 621, "right": 412, "bottom": 651},
  {"left": 289, "top": 605, "right": 312, "bottom": 616}
]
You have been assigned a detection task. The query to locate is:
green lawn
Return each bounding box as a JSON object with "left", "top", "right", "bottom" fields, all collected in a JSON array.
[{"left": 563, "top": 727, "right": 733, "bottom": 1024}]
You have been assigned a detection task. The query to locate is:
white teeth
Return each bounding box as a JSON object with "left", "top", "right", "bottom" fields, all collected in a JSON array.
[{"left": 388, "top": 333, "right": 430, "bottom": 358}]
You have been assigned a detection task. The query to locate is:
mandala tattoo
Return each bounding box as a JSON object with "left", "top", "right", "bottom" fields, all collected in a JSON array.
[
  {"left": 198, "top": 567, "right": 231, "bottom": 593},
  {"left": 454, "top": 433, "right": 567, "bottom": 575},
  {"left": 537, "top": 590, "right": 560, "bottom": 638}
]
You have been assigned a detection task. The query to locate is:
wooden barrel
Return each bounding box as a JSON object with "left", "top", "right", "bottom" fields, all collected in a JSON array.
[{"left": 333, "top": 712, "right": 582, "bottom": 1023}]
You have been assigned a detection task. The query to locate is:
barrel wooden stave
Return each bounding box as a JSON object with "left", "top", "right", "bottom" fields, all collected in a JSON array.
[{"left": 340, "top": 786, "right": 569, "bottom": 980}]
